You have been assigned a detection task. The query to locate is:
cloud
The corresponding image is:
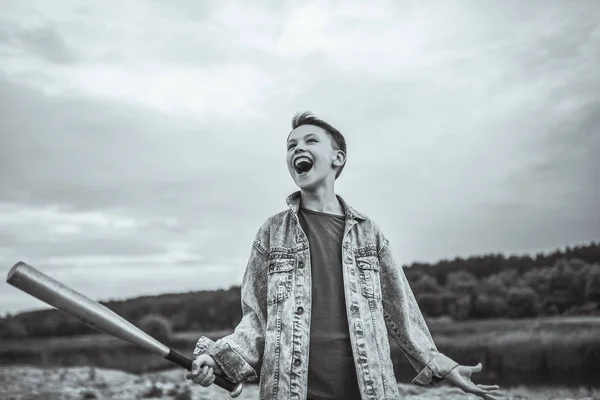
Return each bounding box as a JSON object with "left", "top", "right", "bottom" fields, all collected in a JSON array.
[
  {"left": 1, "top": 0, "right": 599, "bottom": 314},
  {"left": 0, "top": 18, "right": 76, "bottom": 64}
]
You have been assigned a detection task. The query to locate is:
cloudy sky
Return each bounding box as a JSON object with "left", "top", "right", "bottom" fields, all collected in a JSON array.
[{"left": 1, "top": 1, "right": 598, "bottom": 316}]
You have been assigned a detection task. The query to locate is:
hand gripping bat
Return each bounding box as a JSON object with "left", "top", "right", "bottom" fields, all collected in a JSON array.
[{"left": 6, "top": 261, "right": 243, "bottom": 398}]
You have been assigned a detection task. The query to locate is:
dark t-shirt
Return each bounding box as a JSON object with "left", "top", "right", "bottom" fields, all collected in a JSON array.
[{"left": 298, "top": 207, "right": 361, "bottom": 400}]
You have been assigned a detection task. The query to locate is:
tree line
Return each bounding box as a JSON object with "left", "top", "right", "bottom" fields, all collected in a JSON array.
[{"left": 1, "top": 241, "right": 598, "bottom": 338}]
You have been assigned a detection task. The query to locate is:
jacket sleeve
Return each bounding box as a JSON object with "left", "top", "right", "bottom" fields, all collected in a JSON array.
[
  {"left": 193, "top": 234, "right": 268, "bottom": 384},
  {"left": 376, "top": 230, "right": 459, "bottom": 386}
]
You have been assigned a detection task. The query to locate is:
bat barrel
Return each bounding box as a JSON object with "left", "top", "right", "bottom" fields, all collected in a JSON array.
[
  {"left": 6, "top": 262, "right": 170, "bottom": 357},
  {"left": 6, "top": 262, "right": 244, "bottom": 397}
]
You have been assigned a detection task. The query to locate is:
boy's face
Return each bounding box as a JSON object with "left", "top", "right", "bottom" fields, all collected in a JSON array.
[{"left": 286, "top": 124, "right": 345, "bottom": 191}]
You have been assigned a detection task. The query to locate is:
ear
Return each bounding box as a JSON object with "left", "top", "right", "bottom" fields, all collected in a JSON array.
[{"left": 332, "top": 150, "right": 346, "bottom": 168}]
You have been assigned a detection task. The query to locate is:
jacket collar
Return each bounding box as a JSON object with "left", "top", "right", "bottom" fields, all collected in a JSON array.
[{"left": 286, "top": 191, "right": 366, "bottom": 221}]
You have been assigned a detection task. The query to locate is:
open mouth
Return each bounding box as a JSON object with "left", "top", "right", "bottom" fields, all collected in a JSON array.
[{"left": 293, "top": 156, "right": 314, "bottom": 175}]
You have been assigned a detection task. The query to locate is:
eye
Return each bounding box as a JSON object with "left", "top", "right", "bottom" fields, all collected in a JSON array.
[{"left": 307, "top": 138, "right": 317, "bottom": 144}]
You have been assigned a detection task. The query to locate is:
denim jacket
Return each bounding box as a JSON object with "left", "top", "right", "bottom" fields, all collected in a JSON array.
[{"left": 194, "top": 191, "right": 458, "bottom": 399}]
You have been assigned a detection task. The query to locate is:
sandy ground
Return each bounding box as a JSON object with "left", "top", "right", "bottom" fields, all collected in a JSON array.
[{"left": 1, "top": 366, "right": 599, "bottom": 400}]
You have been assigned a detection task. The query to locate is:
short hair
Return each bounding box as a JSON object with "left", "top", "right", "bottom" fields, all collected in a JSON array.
[{"left": 290, "top": 111, "right": 347, "bottom": 179}]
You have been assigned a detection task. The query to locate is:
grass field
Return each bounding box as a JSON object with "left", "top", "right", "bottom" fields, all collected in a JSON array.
[
  {"left": 2, "top": 366, "right": 600, "bottom": 400},
  {"left": 420, "top": 316, "right": 600, "bottom": 387},
  {"left": 426, "top": 315, "right": 600, "bottom": 334}
]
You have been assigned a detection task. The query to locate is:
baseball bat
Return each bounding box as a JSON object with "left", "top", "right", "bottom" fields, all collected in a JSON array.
[{"left": 5, "top": 261, "right": 243, "bottom": 398}]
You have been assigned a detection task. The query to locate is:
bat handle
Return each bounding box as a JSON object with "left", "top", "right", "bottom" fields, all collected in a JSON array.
[{"left": 166, "top": 349, "right": 243, "bottom": 398}]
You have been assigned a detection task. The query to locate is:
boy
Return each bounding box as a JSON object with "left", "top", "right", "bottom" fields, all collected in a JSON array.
[{"left": 185, "top": 112, "right": 503, "bottom": 399}]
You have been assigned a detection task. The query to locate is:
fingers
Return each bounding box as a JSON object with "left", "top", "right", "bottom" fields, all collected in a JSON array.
[
  {"left": 195, "top": 366, "right": 215, "bottom": 386},
  {"left": 481, "top": 392, "right": 509, "bottom": 400},
  {"left": 460, "top": 380, "right": 504, "bottom": 400},
  {"left": 184, "top": 363, "right": 217, "bottom": 387},
  {"left": 459, "top": 362, "right": 482, "bottom": 380},
  {"left": 184, "top": 363, "right": 199, "bottom": 380},
  {"left": 185, "top": 358, "right": 199, "bottom": 379},
  {"left": 470, "top": 362, "right": 483, "bottom": 373},
  {"left": 471, "top": 387, "right": 508, "bottom": 400},
  {"left": 479, "top": 391, "right": 505, "bottom": 400},
  {"left": 472, "top": 389, "right": 495, "bottom": 400},
  {"left": 477, "top": 384, "right": 500, "bottom": 391},
  {"left": 208, "top": 374, "right": 217, "bottom": 386},
  {"left": 196, "top": 366, "right": 216, "bottom": 386}
]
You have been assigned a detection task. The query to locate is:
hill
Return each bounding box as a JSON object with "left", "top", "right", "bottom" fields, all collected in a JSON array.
[{"left": 1, "top": 241, "right": 599, "bottom": 338}]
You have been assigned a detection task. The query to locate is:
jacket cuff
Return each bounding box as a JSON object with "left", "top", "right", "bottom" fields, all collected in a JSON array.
[
  {"left": 193, "top": 336, "right": 258, "bottom": 384},
  {"left": 411, "top": 353, "right": 459, "bottom": 386},
  {"left": 193, "top": 336, "right": 216, "bottom": 357}
]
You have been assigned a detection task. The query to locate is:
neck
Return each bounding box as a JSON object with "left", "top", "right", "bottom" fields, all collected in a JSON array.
[{"left": 299, "top": 184, "right": 344, "bottom": 216}]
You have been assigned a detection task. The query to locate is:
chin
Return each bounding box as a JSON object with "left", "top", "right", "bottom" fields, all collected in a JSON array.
[
  {"left": 294, "top": 177, "right": 322, "bottom": 192},
  {"left": 291, "top": 177, "right": 308, "bottom": 189},
  {"left": 295, "top": 182, "right": 314, "bottom": 191},
  {"left": 289, "top": 168, "right": 328, "bottom": 191}
]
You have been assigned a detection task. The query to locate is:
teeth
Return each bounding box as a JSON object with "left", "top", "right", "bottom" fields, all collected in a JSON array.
[{"left": 294, "top": 157, "right": 312, "bottom": 167}]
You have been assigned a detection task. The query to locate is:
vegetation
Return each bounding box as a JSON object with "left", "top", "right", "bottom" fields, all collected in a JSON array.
[
  {"left": 0, "top": 241, "right": 598, "bottom": 392},
  {"left": 137, "top": 314, "right": 173, "bottom": 342},
  {"left": 412, "top": 258, "right": 600, "bottom": 320},
  {"left": 0, "top": 286, "right": 242, "bottom": 338},
  {"left": 1, "top": 242, "right": 598, "bottom": 338},
  {"left": 1, "top": 242, "right": 599, "bottom": 386}
]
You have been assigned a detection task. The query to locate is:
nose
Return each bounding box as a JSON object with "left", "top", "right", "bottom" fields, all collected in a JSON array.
[{"left": 294, "top": 142, "right": 307, "bottom": 154}]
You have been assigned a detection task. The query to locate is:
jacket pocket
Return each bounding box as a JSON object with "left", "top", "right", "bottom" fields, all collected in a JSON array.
[
  {"left": 267, "top": 256, "right": 294, "bottom": 305},
  {"left": 355, "top": 255, "right": 382, "bottom": 300}
]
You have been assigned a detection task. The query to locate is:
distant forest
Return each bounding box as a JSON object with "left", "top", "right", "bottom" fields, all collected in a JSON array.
[{"left": 1, "top": 241, "right": 599, "bottom": 338}]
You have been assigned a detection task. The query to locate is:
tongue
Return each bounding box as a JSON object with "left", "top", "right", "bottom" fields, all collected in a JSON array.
[{"left": 296, "top": 160, "right": 313, "bottom": 173}]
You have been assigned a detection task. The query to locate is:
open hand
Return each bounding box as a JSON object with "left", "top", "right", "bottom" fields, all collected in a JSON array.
[{"left": 443, "top": 363, "right": 508, "bottom": 400}]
